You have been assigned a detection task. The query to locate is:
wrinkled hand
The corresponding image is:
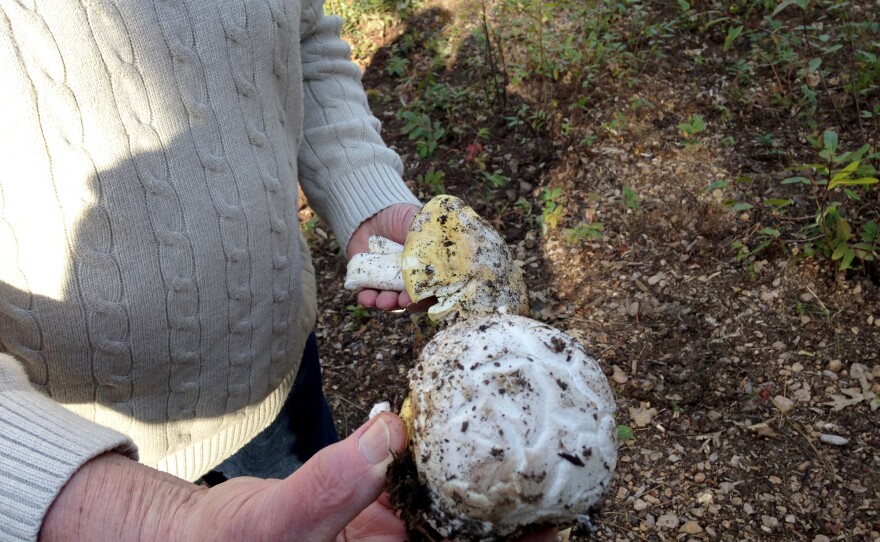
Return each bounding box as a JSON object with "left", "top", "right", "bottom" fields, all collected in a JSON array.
[
  {"left": 41, "top": 414, "right": 410, "bottom": 542},
  {"left": 181, "top": 414, "right": 409, "bottom": 542},
  {"left": 347, "top": 203, "right": 423, "bottom": 311}
]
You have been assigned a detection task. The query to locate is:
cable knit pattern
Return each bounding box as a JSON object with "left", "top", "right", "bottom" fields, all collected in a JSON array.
[
  {"left": 219, "top": 1, "right": 295, "bottom": 385},
  {"left": 0, "top": 183, "right": 47, "bottom": 389},
  {"left": 0, "top": 0, "right": 419, "bottom": 538},
  {"left": 153, "top": 0, "right": 257, "bottom": 414},
  {"left": 2, "top": 1, "right": 135, "bottom": 422},
  {"left": 81, "top": 0, "right": 203, "bottom": 438}
]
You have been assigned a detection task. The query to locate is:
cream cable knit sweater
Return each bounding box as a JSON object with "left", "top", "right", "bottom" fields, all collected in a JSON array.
[{"left": 0, "top": 0, "right": 420, "bottom": 538}]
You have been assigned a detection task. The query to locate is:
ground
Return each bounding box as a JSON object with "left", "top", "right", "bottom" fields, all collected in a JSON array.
[{"left": 304, "top": 2, "right": 879, "bottom": 540}]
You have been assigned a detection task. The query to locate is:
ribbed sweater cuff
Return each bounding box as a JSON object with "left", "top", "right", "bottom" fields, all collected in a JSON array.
[
  {"left": 1, "top": 364, "right": 137, "bottom": 541},
  {"left": 317, "top": 162, "right": 423, "bottom": 250}
]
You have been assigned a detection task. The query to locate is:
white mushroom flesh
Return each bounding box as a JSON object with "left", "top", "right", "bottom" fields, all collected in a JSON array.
[
  {"left": 408, "top": 313, "right": 618, "bottom": 540},
  {"left": 344, "top": 236, "right": 405, "bottom": 292}
]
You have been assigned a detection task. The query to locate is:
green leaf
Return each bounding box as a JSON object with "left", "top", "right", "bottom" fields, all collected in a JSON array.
[
  {"left": 844, "top": 188, "right": 861, "bottom": 201},
  {"left": 839, "top": 160, "right": 861, "bottom": 175},
  {"left": 704, "top": 179, "right": 730, "bottom": 192},
  {"left": 807, "top": 57, "right": 822, "bottom": 73},
  {"left": 724, "top": 26, "right": 744, "bottom": 51},
  {"left": 731, "top": 202, "right": 754, "bottom": 212},
  {"left": 760, "top": 227, "right": 781, "bottom": 237},
  {"left": 782, "top": 176, "right": 811, "bottom": 185},
  {"left": 840, "top": 247, "right": 856, "bottom": 270},
  {"left": 828, "top": 176, "right": 879, "bottom": 190},
  {"left": 831, "top": 242, "right": 848, "bottom": 261},
  {"left": 823, "top": 131, "right": 839, "bottom": 154},
  {"left": 772, "top": 0, "right": 799, "bottom": 17},
  {"left": 764, "top": 198, "right": 792, "bottom": 207},
  {"left": 617, "top": 424, "right": 635, "bottom": 441}
]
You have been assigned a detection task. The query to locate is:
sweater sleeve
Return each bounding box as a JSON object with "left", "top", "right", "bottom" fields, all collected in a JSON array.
[
  {"left": 296, "top": 0, "right": 422, "bottom": 250},
  {"left": 0, "top": 354, "right": 137, "bottom": 541}
]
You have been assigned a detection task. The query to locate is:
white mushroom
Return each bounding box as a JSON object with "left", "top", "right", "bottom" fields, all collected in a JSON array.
[
  {"left": 344, "top": 195, "right": 529, "bottom": 322},
  {"left": 403, "top": 313, "right": 618, "bottom": 540}
]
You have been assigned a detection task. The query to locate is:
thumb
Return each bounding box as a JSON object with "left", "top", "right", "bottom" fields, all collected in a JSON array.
[{"left": 271, "top": 413, "right": 408, "bottom": 541}]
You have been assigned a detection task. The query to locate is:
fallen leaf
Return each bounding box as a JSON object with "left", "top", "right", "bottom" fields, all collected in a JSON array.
[
  {"left": 629, "top": 404, "right": 658, "bottom": 427},
  {"left": 822, "top": 376, "right": 878, "bottom": 411}
]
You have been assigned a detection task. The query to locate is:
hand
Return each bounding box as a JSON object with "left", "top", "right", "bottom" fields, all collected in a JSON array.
[
  {"left": 347, "top": 203, "right": 423, "bottom": 311},
  {"left": 42, "top": 414, "right": 409, "bottom": 542}
]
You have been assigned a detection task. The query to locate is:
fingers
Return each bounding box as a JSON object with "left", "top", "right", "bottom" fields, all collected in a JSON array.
[
  {"left": 357, "top": 289, "right": 380, "bottom": 308},
  {"left": 271, "top": 413, "right": 408, "bottom": 541},
  {"left": 356, "top": 290, "right": 401, "bottom": 311},
  {"left": 338, "top": 499, "right": 407, "bottom": 542}
]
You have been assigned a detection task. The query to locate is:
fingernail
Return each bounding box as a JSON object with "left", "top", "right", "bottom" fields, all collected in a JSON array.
[{"left": 358, "top": 417, "right": 392, "bottom": 465}]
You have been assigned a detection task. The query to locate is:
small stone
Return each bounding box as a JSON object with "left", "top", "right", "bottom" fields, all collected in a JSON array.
[
  {"left": 679, "top": 520, "right": 703, "bottom": 534},
  {"left": 849, "top": 363, "right": 868, "bottom": 379},
  {"left": 648, "top": 273, "right": 664, "bottom": 285},
  {"left": 772, "top": 395, "right": 794, "bottom": 413},
  {"left": 799, "top": 293, "right": 812, "bottom": 302},
  {"left": 656, "top": 513, "right": 679, "bottom": 529},
  {"left": 791, "top": 362, "right": 804, "bottom": 372},
  {"left": 822, "top": 370, "right": 838, "bottom": 380},
  {"left": 812, "top": 536, "right": 830, "bottom": 542},
  {"left": 819, "top": 433, "right": 849, "bottom": 446},
  {"left": 761, "top": 515, "right": 779, "bottom": 529},
  {"left": 828, "top": 359, "right": 843, "bottom": 372},
  {"left": 633, "top": 498, "right": 649, "bottom": 511},
  {"left": 627, "top": 301, "right": 640, "bottom": 317}
]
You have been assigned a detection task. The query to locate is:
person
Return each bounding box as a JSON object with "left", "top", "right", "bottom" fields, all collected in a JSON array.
[{"left": 0, "top": 1, "right": 556, "bottom": 541}]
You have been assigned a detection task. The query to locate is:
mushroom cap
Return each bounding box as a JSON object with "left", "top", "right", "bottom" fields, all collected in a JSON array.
[
  {"left": 408, "top": 313, "right": 618, "bottom": 540},
  {"left": 402, "top": 195, "right": 529, "bottom": 322}
]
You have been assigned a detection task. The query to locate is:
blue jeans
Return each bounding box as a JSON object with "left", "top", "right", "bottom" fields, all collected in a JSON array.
[{"left": 205, "top": 333, "right": 339, "bottom": 482}]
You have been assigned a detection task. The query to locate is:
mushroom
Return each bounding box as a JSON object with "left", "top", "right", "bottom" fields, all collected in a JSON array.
[
  {"left": 345, "top": 195, "right": 529, "bottom": 322},
  {"left": 396, "top": 312, "right": 618, "bottom": 540}
]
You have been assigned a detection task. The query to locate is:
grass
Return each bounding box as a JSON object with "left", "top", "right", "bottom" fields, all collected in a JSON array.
[{"left": 328, "top": 0, "right": 879, "bottom": 277}]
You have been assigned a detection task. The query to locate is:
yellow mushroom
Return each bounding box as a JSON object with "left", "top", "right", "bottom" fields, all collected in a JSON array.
[{"left": 345, "top": 195, "right": 529, "bottom": 322}]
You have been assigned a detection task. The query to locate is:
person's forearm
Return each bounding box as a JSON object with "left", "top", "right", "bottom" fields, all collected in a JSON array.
[{"left": 40, "top": 453, "right": 201, "bottom": 542}]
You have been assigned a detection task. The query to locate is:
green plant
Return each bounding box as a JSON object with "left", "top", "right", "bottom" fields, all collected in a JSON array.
[
  {"left": 677, "top": 113, "right": 707, "bottom": 145},
  {"left": 345, "top": 304, "right": 370, "bottom": 328},
  {"left": 385, "top": 53, "right": 409, "bottom": 77},
  {"left": 617, "top": 424, "right": 635, "bottom": 441},
  {"left": 755, "top": 133, "right": 776, "bottom": 147},
  {"left": 415, "top": 168, "right": 446, "bottom": 196},
  {"left": 623, "top": 186, "right": 641, "bottom": 209},
  {"left": 539, "top": 186, "right": 565, "bottom": 232},
  {"left": 784, "top": 131, "right": 879, "bottom": 270},
  {"left": 564, "top": 223, "right": 605, "bottom": 243},
  {"left": 398, "top": 110, "right": 446, "bottom": 158},
  {"left": 480, "top": 170, "right": 509, "bottom": 189}
]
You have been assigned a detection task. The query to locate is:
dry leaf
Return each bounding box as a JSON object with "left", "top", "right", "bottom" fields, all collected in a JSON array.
[
  {"left": 822, "top": 376, "right": 879, "bottom": 411},
  {"left": 629, "top": 404, "right": 658, "bottom": 427}
]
